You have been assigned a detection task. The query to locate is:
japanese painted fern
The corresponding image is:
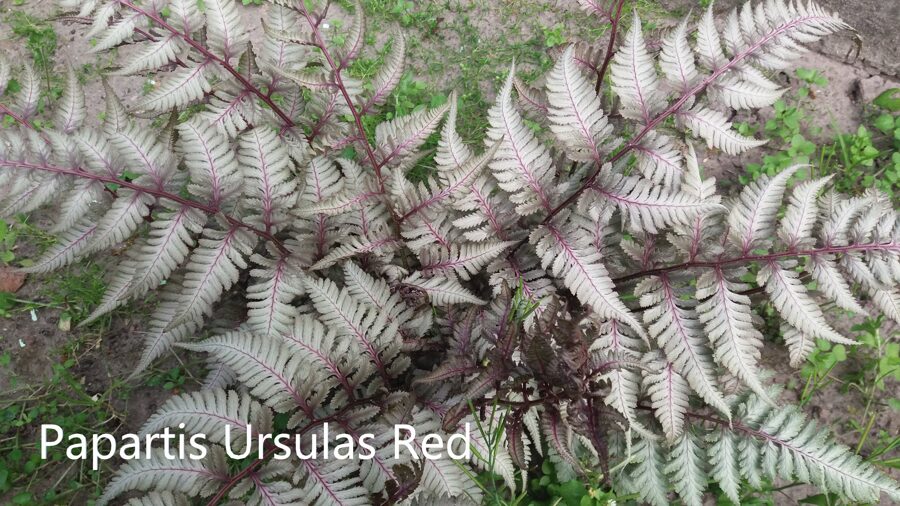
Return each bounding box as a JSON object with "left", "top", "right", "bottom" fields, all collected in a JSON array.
[{"left": 0, "top": 0, "right": 898, "bottom": 504}]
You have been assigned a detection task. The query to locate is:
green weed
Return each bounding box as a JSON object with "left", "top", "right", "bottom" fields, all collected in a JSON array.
[{"left": 0, "top": 340, "right": 127, "bottom": 504}]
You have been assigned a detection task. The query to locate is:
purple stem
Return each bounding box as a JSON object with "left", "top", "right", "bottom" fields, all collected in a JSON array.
[
  {"left": 613, "top": 242, "right": 900, "bottom": 283},
  {"left": 1, "top": 159, "right": 289, "bottom": 255}
]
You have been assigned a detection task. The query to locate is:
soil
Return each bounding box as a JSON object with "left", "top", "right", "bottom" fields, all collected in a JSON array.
[{"left": 0, "top": 0, "right": 897, "bottom": 504}]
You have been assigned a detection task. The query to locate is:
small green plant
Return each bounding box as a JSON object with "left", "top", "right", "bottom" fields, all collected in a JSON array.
[
  {"left": 523, "top": 461, "right": 622, "bottom": 506},
  {"left": 145, "top": 365, "right": 191, "bottom": 393},
  {"left": 0, "top": 345, "right": 125, "bottom": 504},
  {"left": 7, "top": 12, "right": 56, "bottom": 73},
  {"left": 542, "top": 23, "right": 566, "bottom": 48},
  {"left": 0, "top": 219, "right": 21, "bottom": 265},
  {"left": 795, "top": 316, "right": 900, "bottom": 479},
  {"left": 737, "top": 69, "right": 822, "bottom": 184},
  {"left": 800, "top": 339, "right": 847, "bottom": 405},
  {"left": 739, "top": 71, "right": 899, "bottom": 203},
  {"left": 795, "top": 67, "right": 828, "bottom": 97}
]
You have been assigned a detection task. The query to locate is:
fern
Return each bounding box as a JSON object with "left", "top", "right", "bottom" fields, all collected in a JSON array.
[{"left": 1, "top": 0, "right": 898, "bottom": 504}]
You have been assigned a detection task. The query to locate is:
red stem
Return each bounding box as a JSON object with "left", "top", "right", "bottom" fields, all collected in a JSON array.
[
  {"left": 594, "top": 0, "right": 627, "bottom": 94},
  {"left": 0, "top": 103, "right": 36, "bottom": 130},
  {"left": 612, "top": 242, "right": 900, "bottom": 284},
  {"left": 204, "top": 445, "right": 279, "bottom": 506},
  {"left": 1, "top": 159, "right": 290, "bottom": 255},
  {"left": 292, "top": 2, "right": 385, "bottom": 192},
  {"left": 117, "top": 0, "right": 297, "bottom": 129}
]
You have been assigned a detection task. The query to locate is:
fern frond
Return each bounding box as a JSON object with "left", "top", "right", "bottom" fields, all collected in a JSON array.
[
  {"left": 435, "top": 95, "right": 473, "bottom": 172},
  {"left": 293, "top": 457, "right": 370, "bottom": 506},
  {"left": 808, "top": 255, "right": 868, "bottom": 315},
  {"left": 487, "top": 66, "right": 557, "bottom": 215},
  {"left": 0, "top": 57, "right": 10, "bottom": 96},
  {"left": 168, "top": 0, "right": 203, "bottom": 32},
  {"left": 628, "top": 436, "right": 669, "bottom": 506},
  {"left": 140, "top": 389, "right": 272, "bottom": 447},
  {"left": 514, "top": 76, "right": 549, "bottom": 119},
  {"left": 707, "top": 428, "right": 741, "bottom": 503},
  {"left": 678, "top": 105, "right": 767, "bottom": 155},
  {"left": 695, "top": 268, "right": 768, "bottom": 400},
  {"left": 724, "top": 398, "right": 900, "bottom": 503},
  {"left": 644, "top": 360, "right": 689, "bottom": 441},
  {"left": 246, "top": 475, "right": 306, "bottom": 506},
  {"left": 402, "top": 272, "right": 486, "bottom": 305},
  {"left": 140, "top": 63, "right": 212, "bottom": 112},
  {"left": 126, "top": 492, "right": 190, "bottom": 506},
  {"left": 98, "top": 448, "right": 228, "bottom": 506},
  {"left": 116, "top": 36, "right": 184, "bottom": 76},
  {"left": 593, "top": 320, "right": 644, "bottom": 427},
  {"left": 247, "top": 252, "right": 303, "bottom": 338},
  {"left": 546, "top": 46, "right": 618, "bottom": 162},
  {"left": 127, "top": 205, "right": 206, "bottom": 301},
  {"left": 86, "top": 190, "right": 154, "bottom": 254},
  {"left": 133, "top": 282, "right": 201, "bottom": 373},
  {"left": 696, "top": 4, "right": 725, "bottom": 69},
  {"left": 728, "top": 165, "right": 801, "bottom": 253},
  {"left": 637, "top": 276, "right": 731, "bottom": 418},
  {"left": 758, "top": 261, "right": 855, "bottom": 346},
  {"left": 176, "top": 119, "right": 242, "bottom": 207},
  {"left": 101, "top": 79, "right": 130, "bottom": 137},
  {"left": 591, "top": 169, "right": 724, "bottom": 234},
  {"left": 180, "top": 330, "right": 312, "bottom": 415},
  {"left": 91, "top": 13, "right": 138, "bottom": 53},
  {"left": 205, "top": 0, "right": 249, "bottom": 60},
  {"left": 610, "top": 13, "right": 665, "bottom": 123},
  {"left": 238, "top": 127, "right": 298, "bottom": 232},
  {"left": 419, "top": 241, "right": 514, "bottom": 281},
  {"left": 451, "top": 174, "right": 515, "bottom": 242},
  {"left": 708, "top": 76, "right": 785, "bottom": 110},
  {"left": 17, "top": 61, "right": 40, "bottom": 119},
  {"left": 282, "top": 314, "right": 368, "bottom": 396},
  {"left": 778, "top": 176, "right": 832, "bottom": 249},
  {"left": 112, "top": 124, "right": 176, "bottom": 187},
  {"left": 820, "top": 194, "right": 868, "bottom": 246},
  {"left": 56, "top": 66, "right": 85, "bottom": 133},
  {"left": 660, "top": 16, "right": 698, "bottom": 93},
  {"left": 52, "top": 179, "right": 108, "bottom": 234},
  {"left": 363, "top": 33, "right": 405, "bottom": 111},
  {"left": 336, "top": 1, "right": 365, "bottom": 66},
  {"left": 303, "top": 275, "right": 395, "bottom": 376},
  {"left": 665, "top": 431, "right": 707, "bottom": 506},
  {"left": 171, "top": 226, "right": 256, "bottom": 327},
  {"left": 532, "top": 213, "right": 645, "bottom": 337},
  {"left": 632, "top": 132, "right": 684, "bottom": 188},
  {"left": 720, "top": 0, "right": 849, "bottom": 71},
  {"left": 309, "top": 235, "right": 400, "bottom": 271},
  {"left": 375, "top": 101, "right": 450, "bottom": 169},
  {"left": 200, "top": 91, "right": 255, "bottom": 138}
]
